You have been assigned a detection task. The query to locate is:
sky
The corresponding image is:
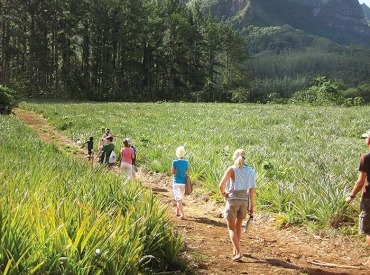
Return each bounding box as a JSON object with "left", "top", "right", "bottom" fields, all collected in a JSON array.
[{"left": 359, "top": 0, "right": 370, "bottom": 7}]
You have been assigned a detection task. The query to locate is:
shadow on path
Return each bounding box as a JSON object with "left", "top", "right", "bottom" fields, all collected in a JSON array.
[
  {"left": 192, "top": 216, "right": 225, "bottom": 228},
  {"left": 241, "top": 254, "right": 355, "bottom": 275}
]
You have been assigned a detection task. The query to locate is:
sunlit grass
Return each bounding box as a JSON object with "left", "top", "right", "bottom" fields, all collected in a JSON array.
[
  {"left": 0, "top": 115, "right": 185, "bottom": 274},
  {"left": 18, "top": 102, "right": 370, "bottom": 231}
]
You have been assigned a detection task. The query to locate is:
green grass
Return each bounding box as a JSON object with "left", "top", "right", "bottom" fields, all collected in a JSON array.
[
  {"left": 3, "top": 101, "right": 369, "bottom": 272},
  {"left": 0, "top": 114, "right": 186, "bottom": 274},
  {"left": 19, "top": 101, "right": 369, "bottom": 233}
]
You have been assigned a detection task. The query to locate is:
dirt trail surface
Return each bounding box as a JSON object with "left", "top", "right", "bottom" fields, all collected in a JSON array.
[{"left": 14, "top": 108, "right": 370, "bottom": 275}]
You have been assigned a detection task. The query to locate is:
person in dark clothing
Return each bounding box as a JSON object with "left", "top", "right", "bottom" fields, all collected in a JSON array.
[
  {"left": 84, "top": 136, "right": 94, "bottom": 159},
  {"left": 346, "top": 129, "right": 370, "bottom": 254},
  {"left": 127, "top": 138, "right": 137, "bottom": 174},
  {"left": 102, "top": 136, "right": 115, "bottom": 165}
]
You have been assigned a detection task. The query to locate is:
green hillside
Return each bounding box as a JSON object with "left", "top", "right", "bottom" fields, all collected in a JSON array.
[{"left": 185, "top": 0, "right": 370, "bottom": 103}]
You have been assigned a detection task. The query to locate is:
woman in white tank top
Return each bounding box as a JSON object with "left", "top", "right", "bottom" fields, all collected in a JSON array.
[{"left": 218, "top": 149, "right": 256, "bottom": 262}]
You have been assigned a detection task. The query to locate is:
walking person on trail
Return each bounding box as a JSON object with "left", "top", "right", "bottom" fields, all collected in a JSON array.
[
  {"left": 219, "top": 148, "right": 256, "bottom": 262},
  {"left": 171, "top": 146, "right": 189, "bottom": 220},
  {"left": 102, "top": 136, "right": 115, "bottom": 165},
  {"left": 346, "top": 129, "right": 370, "bottom": 265},
  {"left": 99, "top": 128, "right": 115, "bottom": 163},
  {"left": 97, "top": 138, "right": 105, "bottom": 163},
  {"left": 126, "top": 138, "right": 137, "bottom": 178},
  {"left": 120, "top": 138, "right": 135, "bottom": 181},
  {"left": 102, "top": 128, "right": 114, "bottom": 139},
  {"left": 83, "top": 136, "right": 94, "bottom": 160}
]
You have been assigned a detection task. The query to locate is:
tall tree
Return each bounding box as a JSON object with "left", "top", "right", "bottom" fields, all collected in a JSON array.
[
  {"left": 0, "top": 0, "right": 249, "bottom": 102},
  {"left": 201, "top": 15, "right": 223, "bottom": 101}
]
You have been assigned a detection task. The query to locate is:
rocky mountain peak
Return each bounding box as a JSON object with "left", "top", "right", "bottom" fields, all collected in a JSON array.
[{"left": 188, "top": 0, "right": 370, "bottom": 45}]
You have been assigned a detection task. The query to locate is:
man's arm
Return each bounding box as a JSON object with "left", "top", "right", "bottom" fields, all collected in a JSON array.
[{"left": 346, "top": 171, "right": 367, "bottom": 203}]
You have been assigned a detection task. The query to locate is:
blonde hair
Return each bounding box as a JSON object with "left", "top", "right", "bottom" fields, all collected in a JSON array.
[
  {"left": 176, "top": 146, "right": 186, "bottom": 158},
  {"left": 233, "top": 149, "right": 246, "bottom": 168}
]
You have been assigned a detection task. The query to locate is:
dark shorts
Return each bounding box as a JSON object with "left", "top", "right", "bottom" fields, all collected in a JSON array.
[{"left": 359, "top": 198, "right": 370, "bottom": 235}]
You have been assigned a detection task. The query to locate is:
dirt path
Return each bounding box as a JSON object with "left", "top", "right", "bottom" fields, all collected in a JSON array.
[{"left": 14, "top": 108, "right": 370, "bottom": 275}]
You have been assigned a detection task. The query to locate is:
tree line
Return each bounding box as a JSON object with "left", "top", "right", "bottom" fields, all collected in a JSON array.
[
  {"left": 241, "top": 25, "right": 370, "bottom": 104},
  {"left": 0, "top": 0, "right": 248, "bottom": 102}
]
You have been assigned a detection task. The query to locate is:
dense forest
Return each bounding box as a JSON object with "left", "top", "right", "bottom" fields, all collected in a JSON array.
[
  {"left": 0, "top": 0, "right": 247, "bottom": 102},
  {"left": 242, "top": 24, "right": 370, "bottom": 104},
  {"left": 1, "top": 0, "right": 370, "bottom": 104}
]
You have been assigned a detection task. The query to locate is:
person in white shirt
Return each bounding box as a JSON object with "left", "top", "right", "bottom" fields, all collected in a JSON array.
[{"left": 218, "top": 149, "right": 256, "bottom": 262}]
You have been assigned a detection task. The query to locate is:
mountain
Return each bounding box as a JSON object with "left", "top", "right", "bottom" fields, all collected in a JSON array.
[
  {"left": 362, "top": 3, "right": 370, "bottom": 25},
  {"left": 183, "top": 0, "right": 370, "bottom": 103},
  {"left": 187, "top": 0, "right": 370, "bottom": 46}
]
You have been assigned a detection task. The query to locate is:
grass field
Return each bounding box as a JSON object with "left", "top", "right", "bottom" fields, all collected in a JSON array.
[
  {"left": 20, "top": 102, "right": 370, "bottom": 231},
  {"left": 0, "top": 114, "right": 184, "bottom": 274},
  {"left": 2, "top": 101, "right": 369, "bottom": 272}
]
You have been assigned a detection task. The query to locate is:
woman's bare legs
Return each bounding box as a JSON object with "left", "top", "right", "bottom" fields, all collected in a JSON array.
[
  {"left": 177, "top": 200, "right": 184, "bottom": 219},
  {"left": 227, "top": 218, "right": 243, "bottom": 260}
]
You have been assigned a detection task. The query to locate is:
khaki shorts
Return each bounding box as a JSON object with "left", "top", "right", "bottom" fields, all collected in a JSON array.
[
  {"left": 359, "top": 198, "right": 370, "bottom": 235},
  {"left": 224, "top": 199, "right": 249, "bottom": 220}
]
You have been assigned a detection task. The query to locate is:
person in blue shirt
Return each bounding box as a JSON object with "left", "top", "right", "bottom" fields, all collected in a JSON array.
[
  {"left": 171, "top": 146, "right": 189, "bottom": 220},
  {"left": 219, "top": 148, "right": 256, "bottom": 262}
]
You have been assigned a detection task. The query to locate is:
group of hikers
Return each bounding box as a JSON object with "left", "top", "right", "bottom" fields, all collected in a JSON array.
[
  {"left": 81, "top": 132, "right": 257, "bottom": 262},
  {"left": 171, "top": 145, "right": 256, "bottom": 262},
  {"left": 80, "top": 127, "right": 370, "bottom": 265},
  {"left": 171, "top": 129, "right": 370, "bottom": 267},
  {"left": 81, "top": 128, "right": 137, "bottom": 181},
  {"left": 173, "top": 129, "right": 370, "bottom": 264}
]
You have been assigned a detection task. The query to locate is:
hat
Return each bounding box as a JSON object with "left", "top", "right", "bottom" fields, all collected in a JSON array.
[{"left": 362, "top": 130, "right": 370, "bottom": 139}]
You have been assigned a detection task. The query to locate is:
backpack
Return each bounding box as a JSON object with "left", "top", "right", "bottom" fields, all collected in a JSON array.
[{"left": 109, "top": 151, "right": 116, "bottom": 164}]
